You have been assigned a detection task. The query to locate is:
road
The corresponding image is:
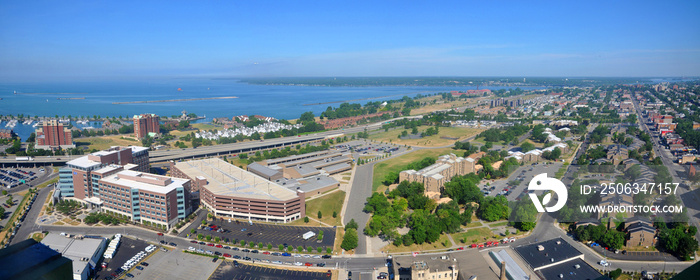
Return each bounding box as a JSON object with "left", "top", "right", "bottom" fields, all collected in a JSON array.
[
  {"left": 11, "top": 183, "right": 55, "bottom": 244},
  {"left": 631, "top": 98, "right": 700, "bottom": 242}
]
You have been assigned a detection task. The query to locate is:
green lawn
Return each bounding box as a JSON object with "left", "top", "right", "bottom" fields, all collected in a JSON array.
[
  {"left": 451, "top": 227, "right": 498, "bottom": 244},
  {"left": 372, "top": 147, "right": 454, "bottom": 191},
  {"left": 368, "top": 126, "right": 483, "bottom": 147},
  {"left": 305, "top": 191, "right": 346, "bottom": 226}
]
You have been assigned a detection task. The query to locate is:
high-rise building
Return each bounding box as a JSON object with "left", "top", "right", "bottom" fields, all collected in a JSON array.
[
  {"left": 35, "top": 120, "right": 74, "bottom": 150},
  {"left": 59, "top": 146, "right": 149, "bottom": 200},
  {"left": 133, "top": 113, "right": 160, "bottom": 139}
]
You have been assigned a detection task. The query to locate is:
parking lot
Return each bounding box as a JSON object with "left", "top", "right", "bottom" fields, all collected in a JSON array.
[
  {"left": 190, "top": 220, "right": 336, "bottom": 249},
  {"left": 481, "top": 162, "right": 563, "bottom": 201},
  {"left": 209, "top": 262, "right": 331, "bottom": 280},
  {"left": 134, "top": 249, "right": 221, "bottom": 280},
  {"left": 94, "top": 236, "right": 152, "bottom": 280},
  {"left": 334, "top": 140, "right": 407, "bottom": 159},
  {"left": 0, "top": 167, "right": 44, "bottom": 190}
]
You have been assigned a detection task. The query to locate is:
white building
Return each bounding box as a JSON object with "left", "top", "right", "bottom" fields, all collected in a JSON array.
[{"left": 42, "top": 233, "right": 107, "bottom": 280}]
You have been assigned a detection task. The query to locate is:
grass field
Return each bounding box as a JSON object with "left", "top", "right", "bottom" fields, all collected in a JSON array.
[
  {"left": 451, "top": 227, "right": 498, "bottom": 244},
  {"left": 368, "top": 126, "right": 483, "bottom": 147},
  {"left": 192, "top": 123, "right": 224, "bottom": 131},
  {"left": 382, "top": 234, "right": 452, "bottom": 253},
  {"left": 409, "top": 99, "right": 470, "bottom": 116},
  {"left": 305, "top": 191, "right": 346, "bottom": 226},
  {"left": 76, "top": 135, "right": 141, "bottom": 150},
  {"left": 372, "top": 147, "right": 454, "bottom": 191}
]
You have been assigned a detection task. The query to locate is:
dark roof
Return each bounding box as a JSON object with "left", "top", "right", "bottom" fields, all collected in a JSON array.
[
  {"left": 514, "top": 238, "right": 584, "bottom": 269},
  {"left": 576, "top": 218, "right": 601, "bottom": 226},
  {"left": 672, "top": 260, "right": 700, "bottom": 280},
  {"left": 627, "top": 223, "right": 655, "bottom": 234},
  {"left": 625, "top": 216, "right": 652, "bottom": 225},
  {"left": 538, "top": 258, "right": 609, "bottom": 280}
]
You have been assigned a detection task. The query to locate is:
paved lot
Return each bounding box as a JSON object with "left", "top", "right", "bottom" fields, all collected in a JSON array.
[
  {"left": 482, "top": 162, "right": 562, "bottom": 201},
  {"left": 191, "top": 220, "right": 336, "bottom": 249},
  {"left": 209, "top": 262, "right": 331, "bottom": 280},
  {"left": 134, "top": 249, "right": 221, "bottom": 280},
  {"left": 1, "top": 167, "right": 50, "bottom": 192},
  {"left": 95, "top": 236, "right": 152, "bottom": 280},
  {"left": 335, "top": 140, "right": 407, "bottom": 159}
]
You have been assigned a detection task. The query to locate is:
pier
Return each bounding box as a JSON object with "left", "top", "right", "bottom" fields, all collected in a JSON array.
[{"left": 112, "top": 96, "right": 238, "bottom": 104}]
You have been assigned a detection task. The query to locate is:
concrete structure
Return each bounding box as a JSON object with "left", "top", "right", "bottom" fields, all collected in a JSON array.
[
  {"left": 59, "top": 146, "right": 149, "bottom": 200},
  {"left": 133, "top": 113, "right": 160, "bottom": 139},
  {"left": 399, "top": 153, "right": 478, "bottom": 197},
  {"left": 0, "top": 239, "right": 73, "bottom": 280},
  {"left": 258, "top": 150, "right": 352, "bottom": 179},
  {"left": 170, "top": 158, "right": 306, "bottom": 223},
  {"left": 36, "top": 120, "right": 74, "bottom": 150},
  {"left": 41, "top": 233, "right": 107, "bottom": 280},
  {"left": 99, "top": 170, "right": 192, "bottom": 229}
]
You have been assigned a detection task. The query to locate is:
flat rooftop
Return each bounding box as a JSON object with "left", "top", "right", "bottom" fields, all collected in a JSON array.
[
  {"left": 101, "top": 170, "right": 188, "bottom": 194},
  {"left": 174, "top": 158, "right": 299, "bottom": 201},
  {"left": 514, "top": 238, "right": 584, "bottom": 270},
  {"left": 42, "top": 233, "right": 106, "bottom": 277},
  {"left": 537, "top": 258, "right": 606, "bottom": 280}
]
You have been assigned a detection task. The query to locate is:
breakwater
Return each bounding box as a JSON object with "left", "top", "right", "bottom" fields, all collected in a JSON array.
[{"left": 113, "top": 96, "right": 238, "bottom": 104}]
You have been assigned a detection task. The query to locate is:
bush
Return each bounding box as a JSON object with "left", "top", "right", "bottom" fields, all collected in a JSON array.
[
  {"left": 609, "top": 268, "right": 622, "bottom": 279},
  {"left": 326, "top": 248, "right": 332, "bottom": 254},
  {"left": 318, "top": 211, "right": 322, "bottom": 219},
  {"left": 241, "top": 240, "right": 247, "bottom": 246},
  {"left": 317, "top": 247, "right": 323, "bottom": 253},
  {"left": 297, "top": 246, "right": 303, "bottom": 252},
  {"left": 279, "top": 244, "right": 284, "bottom": 251},
  {"left": 304, "top": 217, "right": 310, "bottom": 223}
]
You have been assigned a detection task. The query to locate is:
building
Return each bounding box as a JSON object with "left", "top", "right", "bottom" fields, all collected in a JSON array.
[
  {"left": 36, "top": 120, "right": 74, "bottom": 150},
  {"left": 0, "top": 239, "right": 73, "bottom": 280},
  {"left": 392, "top": 255, "right": 459, "bottom": 280},
  {"left": 171, "top": 158, "right": 306, "bottom": 223},
  {"left": 98, "top": 170, "right": 192, "bottom": 229},
  {"left": 257, "top": 150, "right": 352, "bottom": 179},
  {"left": 41, "top": 233, "right": 107, "bottom": 280},
  {"left": 625, "top": 217, "right": 656, "bottom": 248},
  {"left": 59, "top": 146, "right": 149, "bottom": 200},
  {"left": 607, "top": 144, "right": 629, "bottom": 165},
  {"left": 133, "top": 113, "right": 160, "bottom": 139},
  {"left": 399, "top": 153, "right": 479, "bottom": 198},
  {"left": 0, "top": 128, "right": 13, "bottom": 139},
  {"left": 513, "top": 238, "right": 605, "bottom": 280}
]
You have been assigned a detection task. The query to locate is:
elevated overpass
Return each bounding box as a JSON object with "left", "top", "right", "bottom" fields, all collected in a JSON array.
[{"left": 0, "top": 117, "right": 403, "bottom": 166}]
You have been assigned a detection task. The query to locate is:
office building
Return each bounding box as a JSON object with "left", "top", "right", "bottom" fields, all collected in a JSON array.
[
  {"left": 59, "top": 146, "right": 149, "bottom": 202},
  {"left": 36, "top": 120, "right": 74, "bottom": 150},
  {"left": 98, "top": 170, "right": 192, "bottom": 228},
  {"left": 133, "top": 113, "right": 160, "bottom": 139},
  {"left": 171, "top": 158, "right": 306, "bottom": 223}
]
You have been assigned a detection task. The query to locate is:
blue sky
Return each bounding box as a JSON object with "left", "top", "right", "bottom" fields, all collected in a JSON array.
[{"left": 1, "top": 1, "right": 699, "bottom": 81}]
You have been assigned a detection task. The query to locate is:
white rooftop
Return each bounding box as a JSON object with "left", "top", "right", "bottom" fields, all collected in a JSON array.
[{"left": 101, "top": 170, "right": 188, "bottom": 194}]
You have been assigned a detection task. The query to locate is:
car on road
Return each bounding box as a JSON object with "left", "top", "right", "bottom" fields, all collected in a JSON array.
[
  {"left": 322, "top": 255, "right": 331, "bottom": 259},
  {"left": 190, "top": 240, "right": 198, "bottom": 244},
  {"left": 304, "top": 262, "right": 312, "bottom": 266},
  {"left": 157, "top": 232, "right": 164, "bottom": 236},
  {"left": 215, "top": 244, "right": 223, "bottom": 248},
  {"left": 316, "top": 262, "right": 326, "bottom": 267},
  {"left": 207, "top": 243, "right": 215, "bottom": 247},
  {"left": 282, "top": 252, "right": 291, "bottom": 257},
  {"left": 223, "top": 253, "right": 232, "bottom": 258},
  {"left": 294, "top": 262, "right": 303, "bottom": 266},
  {"left": 169, "top": 242, "right": 177, "bottom": 247}
]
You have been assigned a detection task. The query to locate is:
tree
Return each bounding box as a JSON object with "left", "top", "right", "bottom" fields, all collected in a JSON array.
[
  {"left": 304, "top": 217, "right": 310, "bottom": 223},
  {"left": 333, "top": 211, "right": 337, "bottom": 218},
  {"left": 341, "top": 228, "right": 359, "bottom": 251},
  {"left": 317, "top": 211, "right": 322, "bottom": 219},
  {"left": 520, "top": 141, "right": 535, "bottom": 152},
  {"left": 609, "top": 268, "right": 622, "bottom": 279},
  {"left": 299, "top": 112, "right": 315, "bottom": 124},
  {"left": 477, "top": 196, "right": 510, "bottom": 222},
  {"left": 346, "top": 219, "right": 359, "bottom": 230}
]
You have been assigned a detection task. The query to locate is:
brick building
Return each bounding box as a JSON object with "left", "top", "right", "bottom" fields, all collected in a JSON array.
[
  {"left": 133, "top": 113, "right": 160, "bottom": 139},
  {"left": 399, "top": 153, "right": 480, "bottom": 198},
  {"left": 35, "top": 120, "right": 74, "bottom": 150}
]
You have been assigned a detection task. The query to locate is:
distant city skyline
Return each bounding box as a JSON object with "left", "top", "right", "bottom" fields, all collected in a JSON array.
[{"left": 1, "top": 1, "right": 699, "bottom": 81}]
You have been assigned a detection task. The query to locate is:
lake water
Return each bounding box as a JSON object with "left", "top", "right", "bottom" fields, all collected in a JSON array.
[{"left": 0, "top": 79, "right": 545, "bottom": 140}]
